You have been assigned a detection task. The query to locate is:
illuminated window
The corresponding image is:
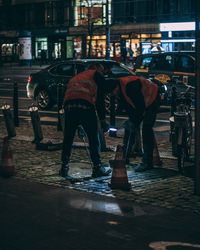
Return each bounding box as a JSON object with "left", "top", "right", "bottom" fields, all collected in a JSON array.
[{"left": 74, "top": 0, "right": 111, "bottom": 26}]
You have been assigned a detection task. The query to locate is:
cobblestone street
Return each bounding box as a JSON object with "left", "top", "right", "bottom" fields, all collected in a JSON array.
[{"left": 0, "top": 117, "right": 199, "bottom": 215}]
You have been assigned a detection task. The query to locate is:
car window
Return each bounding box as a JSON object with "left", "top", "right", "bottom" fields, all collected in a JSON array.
[
  {"left": 174, "top": 55, "right": 194, "bottom": 73},
  {"left": 149, "top": 56, "right": 161, "bottom": 70},
  {"left": 50, "top": 64, "right": 74, "bottom": 76},
  {"left": 150, "top": 54, "right": 172, "bottom": 71},
  {"left": 82, "top": 62, "right": 132, "bottom": 77},
  {"left": 76, "top": 64, "right": 87, "bottom": 74},
  {"left": 109, "top": 63, "right": 132, "bottom": 77},
  {"left": 140, "top": 56, "right": 153, "bottom": 69}
]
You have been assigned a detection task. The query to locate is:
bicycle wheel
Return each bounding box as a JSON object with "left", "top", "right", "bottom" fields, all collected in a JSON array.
[
  {"left": 171, "top": 130, "right": 178, "bottom": 157},
  {"left": 170, "top": 117, "right": 178, "bottom": 157},
  {"left": 185, "top": 114, "right": 193, "bottom": 160},
  {"left": 176, "top": 127, "right": 186, "bottom": 173},
  {"left": 177, "top": 126, "right": 191, "bottom": 174}
]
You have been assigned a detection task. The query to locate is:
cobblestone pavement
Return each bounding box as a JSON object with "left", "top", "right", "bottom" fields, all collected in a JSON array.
[{"left": 0, "top": 118, "right": 199, "bottom": 215}]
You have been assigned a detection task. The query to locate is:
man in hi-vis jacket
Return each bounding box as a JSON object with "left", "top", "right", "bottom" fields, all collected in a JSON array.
[
  {"left": 60, "top": 63, "right": 116, "bottom": 178},
  {"left": 114, "top": 75, "right": 160, "bottom": 172}
]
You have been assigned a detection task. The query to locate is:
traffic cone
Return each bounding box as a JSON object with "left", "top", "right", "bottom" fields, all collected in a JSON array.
[
  {"left": 0, "top": 137, "right": 15, "bottom": 178},
  {"left": 153, "top": 135, "right": 163, "bottom": 166},
  {"left": 109, "top": 145, "right": 131, "bottom": 191}
]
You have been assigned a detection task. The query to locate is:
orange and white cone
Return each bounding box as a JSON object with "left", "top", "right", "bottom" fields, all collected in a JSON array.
[
  {"left": 109, "top": 145, "right": 131, "bottom": 191},
  {"left": 0, "top": 137, "right": 15, "bottom": 177},
  {"left": 153, "top": 135, "right": 163, "bottom": 166}
]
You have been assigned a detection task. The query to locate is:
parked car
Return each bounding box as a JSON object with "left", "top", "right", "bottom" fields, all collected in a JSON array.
[
  {"left": 26, "top": 59, "right": 135, "bottom": 112},
  {"left": 133, "top": 51, "right": 196, "bottom": 104}
]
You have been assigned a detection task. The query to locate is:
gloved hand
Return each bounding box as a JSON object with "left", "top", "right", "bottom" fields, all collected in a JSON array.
[{"left": 100, "top": 119, "right": 109, "bottom": 133}]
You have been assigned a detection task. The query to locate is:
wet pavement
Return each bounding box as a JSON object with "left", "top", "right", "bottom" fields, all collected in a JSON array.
[
  {"left": 1, "top": 177, "right": 200, "bottom": 250},
  {"left": 1, "top": 63, "right": 200, "bottom": 250},
  {"left": 0, "top": 117, "right": 199, "bottom": 214}
]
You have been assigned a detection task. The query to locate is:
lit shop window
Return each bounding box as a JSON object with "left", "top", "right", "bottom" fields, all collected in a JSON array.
[
  {"left": 74, "top": 0, "right": 111, "bottom": 26},
  {"left": 35, "top": 37, "right": 48, "bottom": 59},
  {"left": 2, "top": 44, "right": 14, "bottom": 56}
]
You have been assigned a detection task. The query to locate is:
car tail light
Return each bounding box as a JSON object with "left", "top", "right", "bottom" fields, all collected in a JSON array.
[
  {"left": 27, "top": 75, "right": 32, "bottom": 83},
  {"left": 129, "top": 67, "right": 135, "bottom": 72},
  {"left": 131, "top": 63, "right": 136, "bottom": 72}
]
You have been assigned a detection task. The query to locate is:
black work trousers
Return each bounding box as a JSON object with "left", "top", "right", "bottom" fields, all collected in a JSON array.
[
  {"left": 61, "top": 106, "right": 101, "bottom": 167},
  {"left": 124, "top": 97, "right": 160, "bottom": 166}
]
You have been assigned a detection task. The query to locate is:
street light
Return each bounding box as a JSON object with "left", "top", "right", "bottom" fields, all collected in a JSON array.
[
  {"left": 195, "top": 0, "right": 200, "bottom": 195},
  {"left": 105, "top": 0, "right": 110, "bottom": 59}
]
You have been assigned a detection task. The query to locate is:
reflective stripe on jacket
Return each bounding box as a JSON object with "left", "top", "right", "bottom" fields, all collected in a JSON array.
[
  {"left": 119, "top": 76, "right": 158, "bottom": 108},
  {"left": 64, "top": 69, "right": 97, "bottom": 105}
]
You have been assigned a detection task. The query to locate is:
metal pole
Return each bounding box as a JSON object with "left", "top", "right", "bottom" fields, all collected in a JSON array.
[
  {"left": 1, "top": 104, "right": 16, "bottom": 138},
  {"left": 97, "top": 117, "right": 107, "bottom": 152},
  {"left": 13, "top": 81, "right": 19, "bottom": 126},
  {"left": 29, "top": 105, "right": 43, "bottom": 144},
  {"left": 57, "top": 83, "right": 63, "bottom": 131},
  {"left": 170, "top": 86, "right": 177, "bottom": 116},
  {"left": 77, "top": 126, "right": 93, "bottom": 167},
  {"left": 109, "top": 94, "right": 117, "bottom": 137},
  {"left": 195, "top": 0, "right": 200, "bottom": 194},
  {"left": 109, "top": 94, "right": 115, "bottom": 127},
  {"left": 105, "top": 0, "right": 110, "bottom": 59}
]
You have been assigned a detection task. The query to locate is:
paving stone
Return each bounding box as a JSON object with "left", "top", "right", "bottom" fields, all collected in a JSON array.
[{"left": 0, "top": 119, "right": 199, "bottom": 214}]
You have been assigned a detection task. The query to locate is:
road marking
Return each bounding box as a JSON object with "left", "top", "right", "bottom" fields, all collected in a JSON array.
[{"left": 149, "top": 241, "right": 200, "bottom": 249}]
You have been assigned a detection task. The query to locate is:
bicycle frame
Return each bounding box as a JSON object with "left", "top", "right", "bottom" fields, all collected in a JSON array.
[
  {"left": 174, "top": 111, "right": 193, "bottom": 173},
  {"left": 169, "top": 85, "right": 194, "bottom": 173}
]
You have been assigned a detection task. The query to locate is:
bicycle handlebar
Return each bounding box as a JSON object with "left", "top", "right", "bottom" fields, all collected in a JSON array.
[
  {"left": 178, "top": 84, "right": 195, "bottom": 99},
  {"left": 185, "top": 84, "right": 195, "bottom": 92}
]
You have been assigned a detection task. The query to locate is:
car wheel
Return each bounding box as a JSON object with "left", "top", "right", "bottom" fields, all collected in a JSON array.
[{"left": 35, "top": 89, "right": 52, "bottom": 110}]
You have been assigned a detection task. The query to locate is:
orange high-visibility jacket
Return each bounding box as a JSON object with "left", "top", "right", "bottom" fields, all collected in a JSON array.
[
  {"left": 64, "top": 69, "right": 97, "bottom": 105},
  {"left": 119, "top": 75, "right": 158, "bottom": 108}
]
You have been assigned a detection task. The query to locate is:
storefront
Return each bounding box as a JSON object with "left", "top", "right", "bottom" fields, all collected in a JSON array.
[
  {"left": 110, "top": 23, "right": 160, "bottom": 56},
  {"left": 0, "top": 31, "right": 19, "bottom": 62},
  {"left": 1, "top": 43, "right": 19, "bottom": 62},
  {"left": 72, "top": 34, "right": 121, "bottom": 59},
  {"left": 34, "top": 37, "right": 48, "bottom": 60},
  {"left": 160, "top": 22, "right": 195, "bottom": 52},
  {"left": 32, "top": 28, "right": 72, "bottom": 61}
]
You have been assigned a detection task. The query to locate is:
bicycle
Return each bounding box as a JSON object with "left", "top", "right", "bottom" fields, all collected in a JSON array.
[{"left": 169, "top": 84, "right": 194, "bottom": 174}]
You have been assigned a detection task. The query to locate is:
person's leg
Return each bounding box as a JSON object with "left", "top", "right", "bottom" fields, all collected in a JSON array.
[
  {"left": 82, "top": 109, "right": 100, "bottom": 166},
  {"left": 60, "top": 107, "right": 78, "bottom": 177},
  {"left": 82, "top": 109, "right": 111, "bottom": 177},
  {"left": 143, "top": 98, "right": 160, "bottom": 167},
  {"left": 135, "top": 101, "right": 158, "bottom": 172},
  {"left": 142, "top": 115, "right": 155, "bottom": 167}
]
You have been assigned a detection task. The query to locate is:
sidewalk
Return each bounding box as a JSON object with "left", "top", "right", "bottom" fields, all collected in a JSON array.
[{"left": 0, "top": 118, "right": 199, "bottom": 215}]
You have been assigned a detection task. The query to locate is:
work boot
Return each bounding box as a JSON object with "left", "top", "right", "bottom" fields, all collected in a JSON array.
[
  {"left": 92, "top": 164, "right": 111, "bottom": 178},
  {"left": 59, "top": 164, "right": 69, "bottom": 178},
  {"left": 134, "top": 162, "right": 153, "bottom": 172}
]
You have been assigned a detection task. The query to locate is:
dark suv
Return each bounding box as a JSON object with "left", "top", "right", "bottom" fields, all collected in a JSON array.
[{"left": 134, "top": 51, "right": 195, "bottom": 100}]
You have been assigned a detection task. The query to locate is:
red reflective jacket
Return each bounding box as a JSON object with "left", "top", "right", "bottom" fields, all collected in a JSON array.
[
  {"left": 119, "top": 75, "right": 158, "bottom": 108},
  {"left": 64, "top": 69, "right": 97, "bottom": 105}
]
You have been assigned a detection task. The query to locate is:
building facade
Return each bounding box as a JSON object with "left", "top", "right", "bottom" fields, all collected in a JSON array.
[
  {"left": 0, "top": 0, "right": 73, "bottom": 63},
  {"left": 0, "top": 0, "right": 195, "bottom": 63}
]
